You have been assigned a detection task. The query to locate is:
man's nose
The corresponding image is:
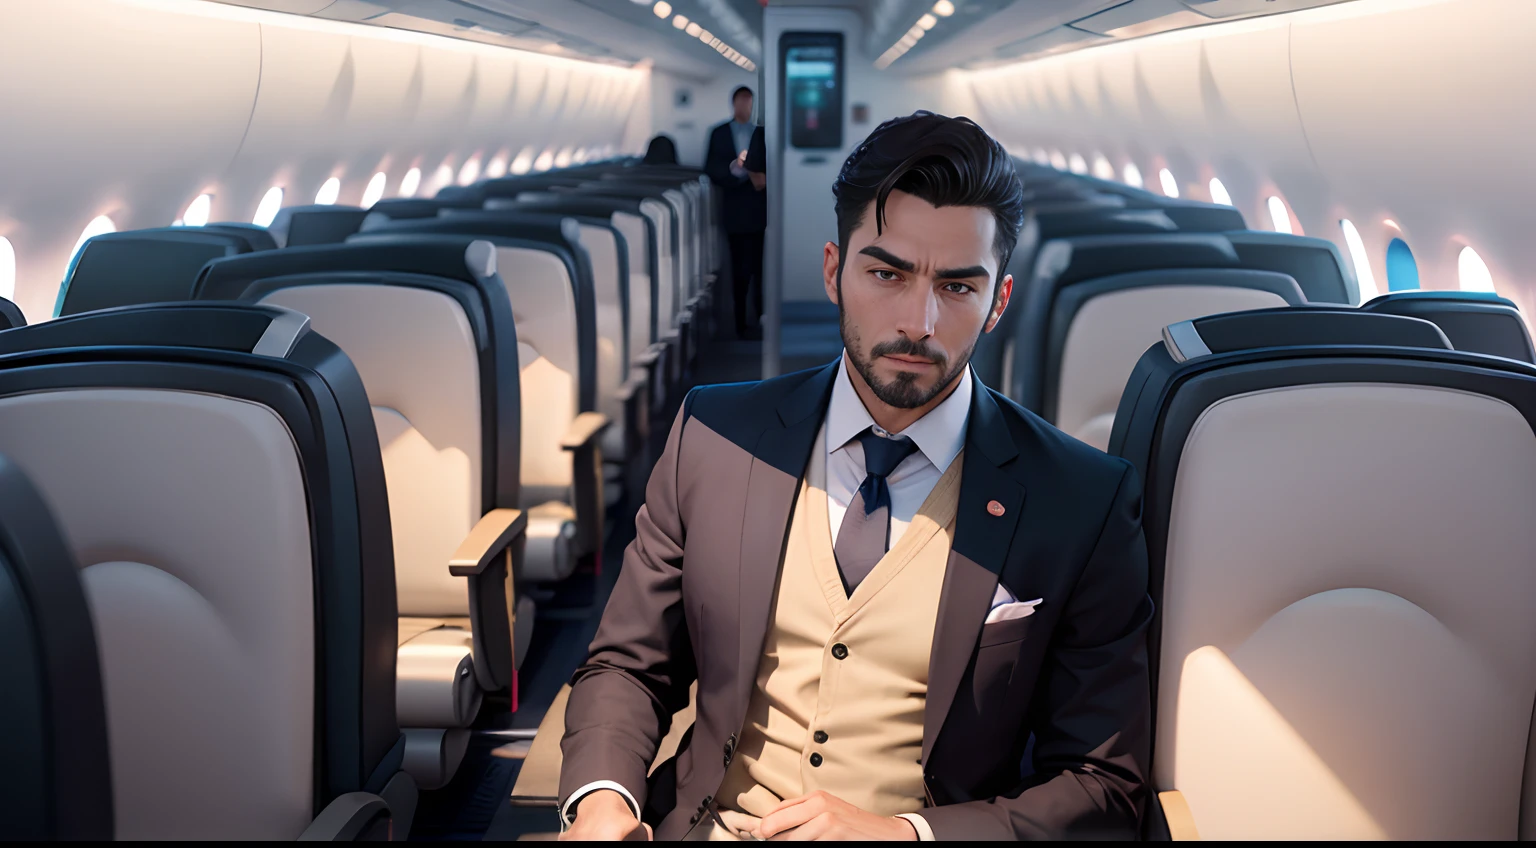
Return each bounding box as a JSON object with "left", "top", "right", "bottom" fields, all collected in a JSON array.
[{"left": 894, "top": 285, "right": 938, "bottom": 342}]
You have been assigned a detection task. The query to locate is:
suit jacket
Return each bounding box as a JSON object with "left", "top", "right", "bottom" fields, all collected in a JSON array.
[
  {"left": 560, "top": 361, "right": 1153, "bottom": 840},
  {"left": 704, "top": 121, "right": 767, "bottom": 234}
]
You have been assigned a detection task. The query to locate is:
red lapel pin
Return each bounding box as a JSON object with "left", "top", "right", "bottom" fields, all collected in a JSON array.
[{"left": 987, "top": 500, "right": 1005, "bottom": 516}]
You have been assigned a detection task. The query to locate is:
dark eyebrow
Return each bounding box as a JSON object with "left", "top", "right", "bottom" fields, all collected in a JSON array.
[
  {"left": 857, "top": 245, "right": 915, "bottom": 272},
  {"left": 935, "top": 264, "right": 991, "bottom": 280}
]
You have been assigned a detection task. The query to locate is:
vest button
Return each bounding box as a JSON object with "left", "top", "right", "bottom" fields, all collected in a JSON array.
[
  {"left": 813, "top": 730, "right": 828, "bottom": 744},
  {"left": 809, "top": 752, "right": 823, "bottom": 767},
  {"left": 831, "top": 642, "right": 849, "bottom": 660}
]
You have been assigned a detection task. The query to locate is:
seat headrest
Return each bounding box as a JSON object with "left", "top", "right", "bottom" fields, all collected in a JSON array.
[
  {"left": 57, "top": 230, "right": 245, "bottom": 317},
  {"left": 1036, "top": 233, "right": 1241, "bottom": 288},
  {"left": 1030, "top": 207, "right": 1179, "bottom": 241},
  {"left": 1163, "top": 307, "right": 1453, "bottom": 363},
  {"left": 1222, "top": 231, "right": 1355, "bottom": 305},
  {"left": 1151, "top": 200, "right": 1247, "bottom": 232},
  {"left": 0, "top": 301, "right": 313, "bottom": 360},
  {"left": 266, "top": 205, "right": 369, "bottom": 248},
  {"left": 0, "top": 297, "right": 26, "bottom": 330},
  {"left": 365, "top": 198, "right": 467, "bottom": 221},
  {"left": 201, "top": 223, "right": 279, "bottom": 252},
  {"left": 1363, "top": 291, "right": 1535, "bottom": 364},
  {"left": 196, "top": 235, "right": 499, "bottom": 299},
  {"left": 353, "top": 215, "right": 586, "bottom": 265},
  {"left": 0, "top": 454, "right": 113, "bottom": 840}
]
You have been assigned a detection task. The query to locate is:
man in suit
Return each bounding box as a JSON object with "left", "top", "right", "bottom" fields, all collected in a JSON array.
[
  {"left": 560, "top": 112, "right": 1153, "bottom": 841},
  {"left": 705, "top": 86, "right": 768, "bottom": 339}
]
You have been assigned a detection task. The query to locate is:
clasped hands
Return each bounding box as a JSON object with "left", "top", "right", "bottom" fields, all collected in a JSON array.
[{"left": 561, "top": 788, "right": 918, "bottom": 841}]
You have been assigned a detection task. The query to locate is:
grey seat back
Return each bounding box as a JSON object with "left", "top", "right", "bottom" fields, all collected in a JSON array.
[
  {"left": 0, "top": 303, "right": 400, "bottom": 839},
  {"left": 1049, "top": 268, "right": 1304, "bottom": 449},
  {"left": 1363, "top": 291, "right": 1536, "bottom": 363},
  {"left": 55, "top": 229, "right": 243, "bottom": 316},
  {"left": 269, "top": 205, "right": 370, "bottom": 248},
  {"left": 0, "top": 455, "right": 113, "bottom": 841},
  {"left": 1113, "top": 314, "right": 1536, "bottom": 839}
]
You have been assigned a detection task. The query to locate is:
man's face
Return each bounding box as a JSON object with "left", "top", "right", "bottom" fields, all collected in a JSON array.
[
  {"left": 733, "top": 93, "right": 753, "bottom": 123},
  {"left": 823, "top": 190, "right": 1013, "bottom": 410}
]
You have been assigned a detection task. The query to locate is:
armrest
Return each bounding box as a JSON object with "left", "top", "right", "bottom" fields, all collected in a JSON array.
[
  {"left": 451, "top": 508, "right": 528, "bottom": 692},
  {"left": 560, "top": 412, "right": 612, "bottom": 452},
  {"left": 449, "top": 508, "right": 527, "bottom": 577},
  {"left": 509, "top": 685, "right": 570, "bottom": 807},
  {"left": 1158, "top": 790, "right": 1200, "bottom": 841},
  {"left": 298, "top": 792, "right": 391, "bottom": 841},
  {"left": 562, "top": 414, "right": 612, "bottom": 560}
]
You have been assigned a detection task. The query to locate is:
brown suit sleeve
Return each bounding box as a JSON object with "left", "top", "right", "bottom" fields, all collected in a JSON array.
[
  {"left": 559, "top": 395, "right": 697, "bottom": 813},
  {"left": 920, "top": 462, "right": 1154, "bottom": 840}
]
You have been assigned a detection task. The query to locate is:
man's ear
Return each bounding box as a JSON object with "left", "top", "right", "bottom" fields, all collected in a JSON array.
[
  {"left": 983, "top": 273, "right": 1013, "bottom": 334},
  {"left": 823, "top": 242, "right": 841, "bottom": 305}
]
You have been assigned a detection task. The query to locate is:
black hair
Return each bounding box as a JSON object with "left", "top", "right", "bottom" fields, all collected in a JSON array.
[
  {"left": 832, "top": 111, "right": 1024, "bottom": 290},
  {"left": 732, "top": 86, "right": 754, "bottom": 102},
  {"left": 643, "top": 134, "right": 678, "bottom": 166}
]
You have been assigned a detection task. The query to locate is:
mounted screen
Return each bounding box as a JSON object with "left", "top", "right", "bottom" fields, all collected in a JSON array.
[{"left": 780, "top": 32, "right": 843, "bottom": 150}]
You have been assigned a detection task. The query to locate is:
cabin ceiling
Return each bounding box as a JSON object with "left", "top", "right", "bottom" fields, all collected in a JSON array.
[{"left": 213, "top": 0, "right": 1363, "bottom": 78}]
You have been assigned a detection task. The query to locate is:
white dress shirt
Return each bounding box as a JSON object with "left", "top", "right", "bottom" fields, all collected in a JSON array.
[
  {"left": 825, "top": 354, "right": 972, "bottom": 552},
  {"left": 562, "top": 357, "right": 973, "bottom": 840}
]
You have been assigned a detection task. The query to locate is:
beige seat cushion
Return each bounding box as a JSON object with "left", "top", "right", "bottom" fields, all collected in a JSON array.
[
  {"left": 397, "top": 621, "right": 482, "bottom": 728},
  {"left": 524, "top": 501, "right": 577, "bottom": 583},
  {"left": 1054, "top": 285, "right": 1288, "bottom": 441},
  {"left": 1157, "top": 383, "right": 1536, "bottom": 840}
]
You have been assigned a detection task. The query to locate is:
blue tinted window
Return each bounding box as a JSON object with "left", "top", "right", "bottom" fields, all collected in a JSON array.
[{"left": 1386, "top": 238, "right": 1420, "bottom": 291}]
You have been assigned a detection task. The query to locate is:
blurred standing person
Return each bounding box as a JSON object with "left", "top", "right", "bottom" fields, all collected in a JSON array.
[{"left": 706, "top": 86, "right": 767, "bottom": 339}]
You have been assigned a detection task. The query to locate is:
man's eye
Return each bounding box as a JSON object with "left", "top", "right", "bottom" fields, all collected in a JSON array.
[
  {"left": 873, "top": 269, "right": 900, "bottom": 281},
  {"left": 944, "top": 282, "right": 974, "bottom": 294}
]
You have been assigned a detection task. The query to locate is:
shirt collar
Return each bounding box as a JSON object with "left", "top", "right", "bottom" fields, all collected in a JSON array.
[{"left": 827, "top": 352, "right": 972, "bottom": 475}]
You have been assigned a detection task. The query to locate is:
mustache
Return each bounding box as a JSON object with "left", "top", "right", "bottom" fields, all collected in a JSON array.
[{"left": 870, "top": 337, "right": 947, "bottom": 368}]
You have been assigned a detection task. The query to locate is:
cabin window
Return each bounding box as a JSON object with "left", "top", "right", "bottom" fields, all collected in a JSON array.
[
  {"left": 361, "top": 173, "right": 387, "bottom": 208},
  {"left": 1158, "top": 168, "right": 1178, "bottom": 198},
  {"left": 315, "top": 177, "right": 341, "bottom": 206},
  {"left": 534, "top": 150, "right": 555, "bottom": 172},
  {"left": 485, "top": 155, "right": 509, "bottom": 179},
  {"left": 1385, "top": 238, "right": 1420, "bottom": 291},
  {"left": 254, "top": 187, "right": 284, "bottom": 226},
  {"left": 1339, "top": 219, "right": 1379, "bottom": 301},
  {"left": 1208, "top": 177, "right": 1232, "bottom": 206},
  {"left": 179, "top": 194, "right": 212, "bottom": 227},
  {"left": 1092, "top": 154, "right": 1114, "bottom": 180},
  {"left": 1123, "top": 162, "right": 1143, "bottom": 188},
  {"left": 1068, "top": 153, "right": 1087, "bottom": 174},
  {"left": 0, "top": 237, "right": 14, "bottom": 301},
  {"left": 1267, "top": 196, "right": 1293, "bottom": 234},
  {"left": 511, "top": 148, "right": 536, "bottom": 175},
  {"left": 1049, "top": 150, "right": 1067, "bottom": 170},
  {"left": 1458, "top": 245, "right": 1496, "bottom": 293}
]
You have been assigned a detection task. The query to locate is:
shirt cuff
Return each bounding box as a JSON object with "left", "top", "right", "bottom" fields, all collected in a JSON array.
[
  {"left": 895, "top": 813, "right": 935, "bottom": 841},
  {"left": 560, "top": 780, "right": 641, "bottom": 832}
]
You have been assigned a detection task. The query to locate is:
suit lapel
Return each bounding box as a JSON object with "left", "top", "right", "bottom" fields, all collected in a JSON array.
[
  {"left": 923, "top": 376, "right": 1024, "bottom": 764},
  {"left": 732, "top": 361, "right": 839, "bottom": 720}
]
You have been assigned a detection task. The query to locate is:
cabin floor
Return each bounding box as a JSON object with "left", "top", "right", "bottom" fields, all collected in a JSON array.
[{"left": 408, "top": 296, "right": 845, "bottom": 841}]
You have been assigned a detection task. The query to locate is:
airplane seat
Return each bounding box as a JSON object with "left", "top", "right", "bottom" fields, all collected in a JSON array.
[
  {"left": 0, "top": 302, "right": 411, "bottom": 840},
  {"left": 345, "top": 225, "right": 606, "bottom": 583},
  {"left": 0, "top": 296, "right": 26, "bottom": 329},
  {"left": 54, "top": 229, "right": 247, "bottom": 316},
  {"left": 268, "top": 205, "right": 370, "bottom": 248},
  {"left": 1003, "top": 233, "right": 1250, "bottom": 412},
  {"left": 495, "top": 194, "right": 669, "bottom": 424},
  {"left": 1048, "top": 268, "right": 1306, "bottom": 450},
  {"left": 204, "top": 222, "right": 281, "bottom": 251},
  {"left": 217, "top": 266, "right": 529, "bottom": 790},
  {"left": 1225, "top": 231, "right": 1356, "bottom": 304},
  {"left": 1111, "top": 309, "right": 1536, "bottom": 840},
  {"left": 0, "top": 454, "right": 113, "bottom": 841},
  {"left": 1362, "top": 290, "right": 1536, "bottom": 363}
]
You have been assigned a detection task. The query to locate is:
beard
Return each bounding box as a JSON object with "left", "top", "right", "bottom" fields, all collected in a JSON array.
[{"left": 840, "top": 310, "right": 978, "bottom": 410}]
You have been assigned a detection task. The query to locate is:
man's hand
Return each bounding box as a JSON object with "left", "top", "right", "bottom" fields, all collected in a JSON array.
[
  {"left": 560, "top": 789, "right": 652, "bottom": 841},
  {"left": 752, "top": 791, "right": 918, "bottom": 841}
]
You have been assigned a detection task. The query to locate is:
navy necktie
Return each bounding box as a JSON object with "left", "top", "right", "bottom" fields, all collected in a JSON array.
[{"left": 833, "top": 429, "right": 919, "bottom": 594}]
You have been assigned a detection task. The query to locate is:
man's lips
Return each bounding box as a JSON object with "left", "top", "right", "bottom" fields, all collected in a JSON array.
[{"left": 882, "top": 354, "right": 936, "bottom": 366}]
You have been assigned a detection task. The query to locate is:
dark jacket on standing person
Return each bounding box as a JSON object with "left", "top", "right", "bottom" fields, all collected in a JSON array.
[{"left": 706, "top": 122, "right": 768, "bottom": 234}]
